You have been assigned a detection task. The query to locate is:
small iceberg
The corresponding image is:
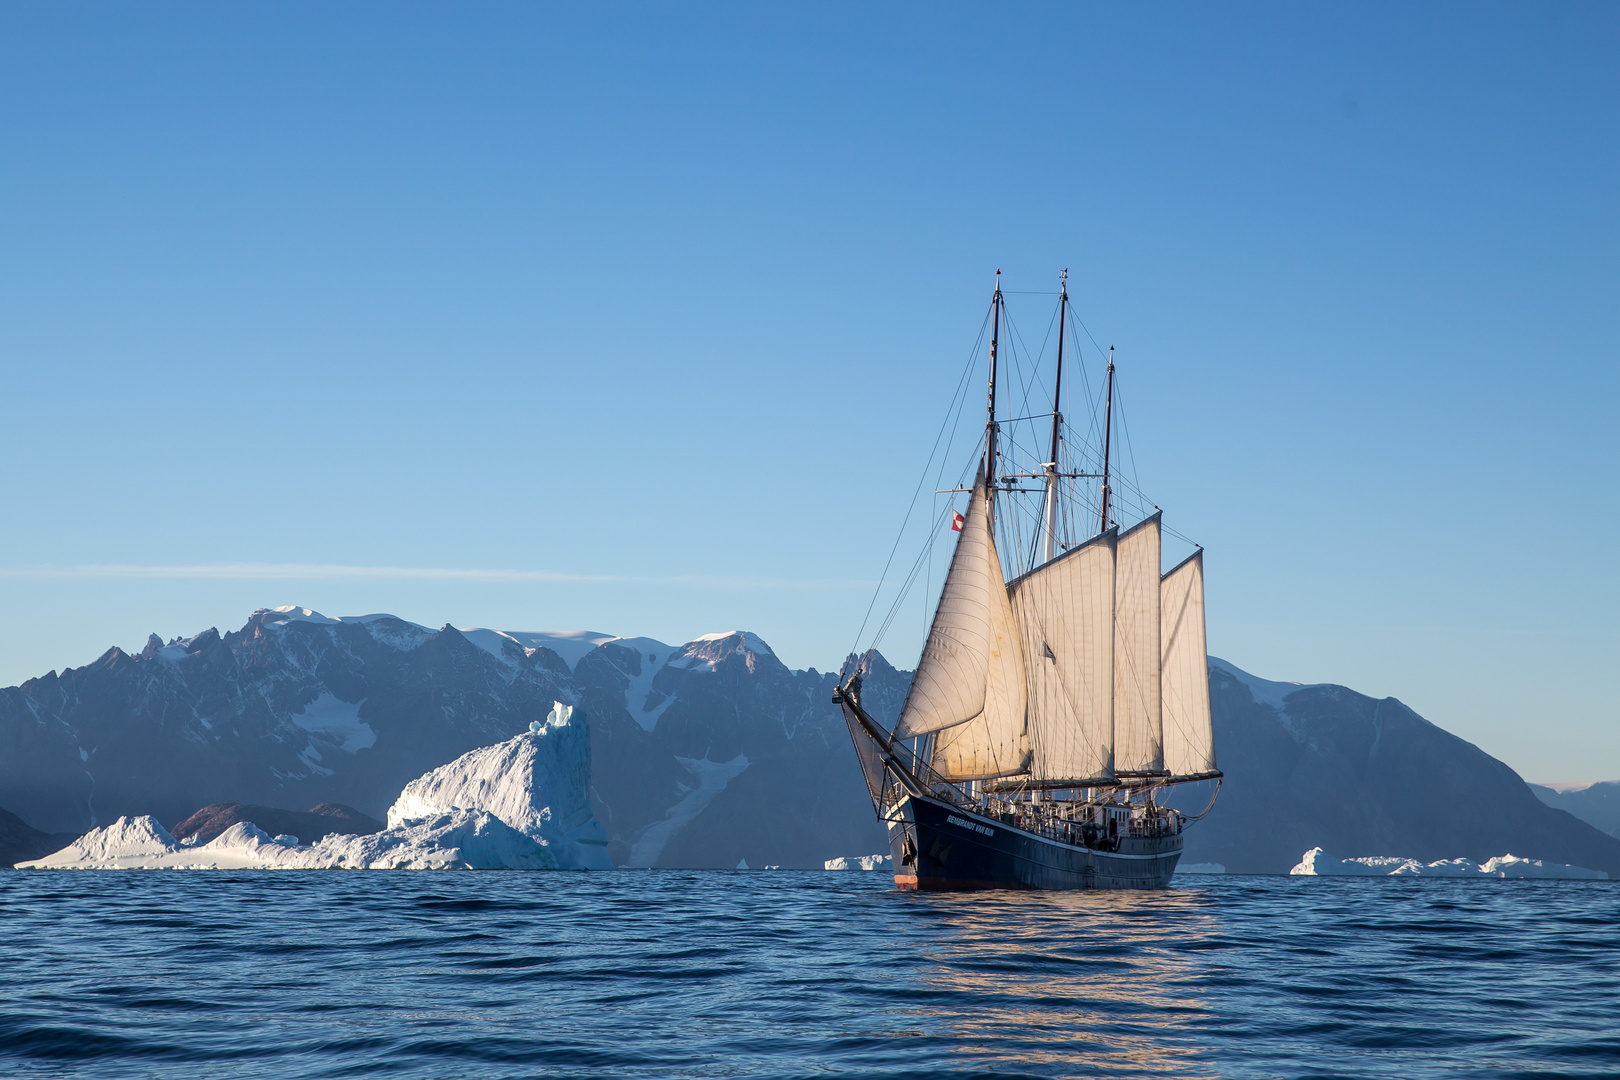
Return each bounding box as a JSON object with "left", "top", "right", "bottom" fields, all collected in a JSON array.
[
  {"left": 1290, "top": 847, "right": 1607, "bottom": 880},
  {"left": 1175, "top": 862, "right": 1226, "bottom": 875},
  {"left": 824, "top": 854, "right": 892, "bottom": 871}
]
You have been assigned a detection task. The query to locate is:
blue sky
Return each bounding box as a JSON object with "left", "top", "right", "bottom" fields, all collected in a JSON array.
[{"left": 0, "top": 3, "right": 1615, "bottom": 781}]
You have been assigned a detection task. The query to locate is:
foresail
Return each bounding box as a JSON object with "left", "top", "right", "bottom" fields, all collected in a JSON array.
[
  {"left": 893, "top": 477, "right": 998, "bottom": 739},
  {"left": 931, "top": 501, "right": 1029, "bottom": 780},
  {"left": 1160, "top": 550, "right": 1217, "bottom": 777},
  {"left": 1009, "top": 529, "right": 1115, "bottom": 782},
  {"left": 1113, "top": 513, "right": 1163, "bottom": 773}
]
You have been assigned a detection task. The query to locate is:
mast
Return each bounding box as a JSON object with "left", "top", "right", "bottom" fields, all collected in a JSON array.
[
  {"left": 985, "top": 270, "right": 1002, "bottom": 506},
  {"left": 1042, "top": 272, "right": 1067, "bottom": 564},
  {"left": 1099, "top": 346, "right": 1115, "bottom": 534}
]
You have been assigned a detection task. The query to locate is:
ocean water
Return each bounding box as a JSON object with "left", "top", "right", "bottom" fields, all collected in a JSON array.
[{"left": 1, "top": 871, "right": 1616, "bottom": 1079}]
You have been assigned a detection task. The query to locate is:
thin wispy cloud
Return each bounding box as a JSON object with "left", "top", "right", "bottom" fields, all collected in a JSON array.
[{"left": 0, "top": 563, "right": 871, "bottom": 591}]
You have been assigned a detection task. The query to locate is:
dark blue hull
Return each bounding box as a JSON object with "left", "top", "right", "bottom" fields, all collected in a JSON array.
[{"left": 890, "top": 792, "right": 1182, "bottom": 890}]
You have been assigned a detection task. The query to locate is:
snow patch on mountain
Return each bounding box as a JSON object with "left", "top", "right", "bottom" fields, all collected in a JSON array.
[
  {"left": 1290, "top": 847, "right": 1607, "bottom": 879},
  {"left": 386, "top": 703, "right": 612, "bottom": 869},
  {"left": 461, "top": 629, "right": 679, "bottom": 674},
  {"left": 259, "top": 608, "right": 433, "bottom": 653},
  {"left": 468, "top": 630, "right": 623, "bottom": 671},
  {"left": 668, "top": 632, "right": 776, "bottom": 673},
  {"left": 627, "top": 754, "right": 750, "bottom": 867},
  {"left": 289, "top": 693, "right": 375, "bottom": 755},
  {"left": 1210, "top": 656, "right": 1326, "bottom": 711}
]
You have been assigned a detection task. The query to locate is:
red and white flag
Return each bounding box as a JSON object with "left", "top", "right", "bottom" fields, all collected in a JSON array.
[{"left": 950, "top": 510, "right": 965, "bottom": 532}]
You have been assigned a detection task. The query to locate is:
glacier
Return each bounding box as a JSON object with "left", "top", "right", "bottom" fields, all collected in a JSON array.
[
  {"left": 19, "top": 700, "right": 611, "bottom": 871},
  {"left": 1290, "top": 847, "right": 1608, "bottom": 879}
]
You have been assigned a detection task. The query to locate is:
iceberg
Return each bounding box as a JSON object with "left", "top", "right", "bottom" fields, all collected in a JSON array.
[
  {"left": 18, "top": 812, "right": 556, "bottom": 870},
  {"left": 296, "top": 811, "right": 556, "bottom": 870},
  {"left": 1175, "top": 862, "right": 1227, "bottom": 875},
  {"left": 1290, "top": 847, "right": 1607, "bottom": 880},
  {"left": 21, "top": 700, "right": 612, "bottom": 872},
  {"left": 824, "top": 854, "right": 892, "bottom": 871},
  {"left": 387, "top": 701, "right": 612, "bottom": 869}
]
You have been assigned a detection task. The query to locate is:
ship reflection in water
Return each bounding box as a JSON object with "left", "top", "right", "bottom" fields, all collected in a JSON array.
[{"left": 903, "top": 885, "right": 1220, "bottom": 1076}]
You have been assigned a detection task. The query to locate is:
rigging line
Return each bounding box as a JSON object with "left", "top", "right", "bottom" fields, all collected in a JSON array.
[
  {"left": 1007, "top": 298, "right": 1056, "bottom": 418},
  {"left": 1071, "top": 311, "right": 1109, "bottom": 365},
  {"left": 1065, "top": 311, "right": 1096, "bottom": 420},
  {"left": 870, "top": 494, "right": 961, "bottom": 652},
  {"left": 999, "top": 303, "right": 1042, "bottom": 430},
  {"left": 846, "top": 311, "right": 989, "bottom": 668},
  {"left": 876, "top": 437, "right": 982, "bottom": 656},
  {"left": 1112, "top": 377, "right": 1146, "bottom": 501}
]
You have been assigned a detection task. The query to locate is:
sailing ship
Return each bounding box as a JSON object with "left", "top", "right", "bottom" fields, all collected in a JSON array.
[{"left": 835, "top": 272, "right": 1220, "bottom": 890}]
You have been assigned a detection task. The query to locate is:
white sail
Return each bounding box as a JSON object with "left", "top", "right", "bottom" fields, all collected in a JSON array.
[
  {"left": 1112, "top": 513, "right": 1163, "bottom": 773},
  {"left": 1009, "top": 529, "right": 1115, "bottom": 782},
  {"left": 932, "top": 512, "right": 1030, "bottom": 780},
  {"left": 1160, "top": 550, "right": 1216, "bottom": 777},
  {"left": 892, "top": 476, "right": 998, "bottom": 740}
]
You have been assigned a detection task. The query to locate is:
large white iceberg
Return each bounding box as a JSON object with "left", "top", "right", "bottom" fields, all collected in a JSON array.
[
  {"left": 387, "top": 702, "right": 612, "bottom": 870},
  {"left": 1290, "top": 846, "right": 1607, "bottom": 880},
  {"left": 18, "top": 812, "right": 557, "bottom": 870},
  {"left": 20, "top": 700, "right": 612, "bottom": 872}
]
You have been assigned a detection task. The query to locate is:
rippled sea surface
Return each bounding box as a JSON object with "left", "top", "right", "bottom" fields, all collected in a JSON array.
[{"left": 2, "top": 871, "right": 1617, "bottom": 1079}]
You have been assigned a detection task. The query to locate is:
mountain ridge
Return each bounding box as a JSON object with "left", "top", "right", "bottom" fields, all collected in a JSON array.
[{"left": 4, "top": 606, "right": 1615, "bottom": 875}]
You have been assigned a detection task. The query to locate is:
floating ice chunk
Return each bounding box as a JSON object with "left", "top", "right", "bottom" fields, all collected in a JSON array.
[
  {"left": 736, "top": 859, "right": 749, "bottom": 870},
  {"left": 1175, "top": 862, "right": 1227, "bottom": 875},
  {"left": 824, "top": 854, "right": 892, "bottom": 871},
  {"left": 1481, "top": 854, "right": 1608, "bottom": 879},
  {"left": 1289, "top": 848, "right": 1398, "bottom": 876},
  {"left": 1290, "top": 847, "right": 1607, "bottom": 879}
]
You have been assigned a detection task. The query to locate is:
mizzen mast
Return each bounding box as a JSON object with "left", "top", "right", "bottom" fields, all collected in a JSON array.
[
  {"left": 1098, "top": 346, "right": 1116, "bottom": 535},
  {"left": 1041, "top": 271, "right": 1068, "bottom": 564}
]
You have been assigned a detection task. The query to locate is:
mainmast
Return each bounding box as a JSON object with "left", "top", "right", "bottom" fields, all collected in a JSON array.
[
  {"left": 1041, "top": 272, "right": 1067, "bottom": 564},
  {"left": 985, "top": 270, "right": 1002, "bottom": 508},
  {"left": 1099, "top": 346, "right": 1115, "bottom": 535}
]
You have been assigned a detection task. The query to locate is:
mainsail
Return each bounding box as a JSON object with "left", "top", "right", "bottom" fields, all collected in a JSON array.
[
  {"left": 1009, "top": 528, "right": 1115, "bottom": 782},
  {"left": 1112, "top": 513, "right": 1163, "bottom": 774},
  {"left": 1160, "top": 550, "right": 1217, "bottom": 778}
]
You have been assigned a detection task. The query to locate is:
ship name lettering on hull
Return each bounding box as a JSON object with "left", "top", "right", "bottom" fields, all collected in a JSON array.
[{"left": 946, "top": 814, "right": 996, "bottom": 837}]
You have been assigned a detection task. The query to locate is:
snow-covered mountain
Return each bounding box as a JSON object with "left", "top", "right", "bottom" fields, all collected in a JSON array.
[
  {"left": 0, "top": 606, "right": 901, "bottom": 869},
  {"left": 1176, "top": 659, "right": 1620, "bottom": 875},
  {"left": 5, "top": 605, "right": 1617, "bottom": 874}
]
